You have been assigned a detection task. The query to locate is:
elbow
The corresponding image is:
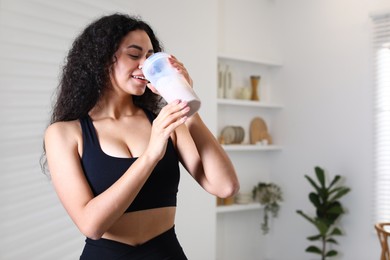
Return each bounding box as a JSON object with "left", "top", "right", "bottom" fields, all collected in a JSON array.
[
  {"left": 81, "top": 228, "right": 104, "bottom": 241},
  {"left": 217, "top": 180, "right": 240, "bottom": 199},
  {"left": 78, "top": 223, "right": 105, "bottom": 240},
  {"left": 86, "top": 234, "right": 102, "bottom": 241},
  {"left": 85, "top": 232, "right": 103, "bottom": 241}
]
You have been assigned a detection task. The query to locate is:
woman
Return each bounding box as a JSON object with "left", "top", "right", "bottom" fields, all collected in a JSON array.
[{"left": 43, "top": 13, "right": 239, "bottom": 259}]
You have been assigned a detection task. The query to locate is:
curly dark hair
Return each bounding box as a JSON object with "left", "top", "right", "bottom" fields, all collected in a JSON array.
[
  {"left": 50, "top": 13, "right": 165, "bottom": 124},
  {"left": 41, "top": 13, "right": 165, "bottom": 175}
]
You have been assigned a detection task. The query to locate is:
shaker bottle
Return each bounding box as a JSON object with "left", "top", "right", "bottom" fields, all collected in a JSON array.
[{"left": 142, "top": 52, "right": 201, "bottom": 117}]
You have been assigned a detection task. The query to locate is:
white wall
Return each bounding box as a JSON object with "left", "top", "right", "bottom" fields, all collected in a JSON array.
[
  {"left": 0, "top": 1, "right": 217, "bottom": 259},
  {"left": 218, "top": 0, "right": 282, "bottom": 63},
  {"left": 268, "top": 0, "right": 390, "bottom": 259}
]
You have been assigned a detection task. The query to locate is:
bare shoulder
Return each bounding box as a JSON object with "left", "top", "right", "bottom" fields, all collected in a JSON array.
[{"left": 44, "top": 120, "right": 82, "bottom": 152}]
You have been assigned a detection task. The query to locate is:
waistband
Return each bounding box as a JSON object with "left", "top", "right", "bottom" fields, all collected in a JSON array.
[
  {"left": 85, "top": 225, "right": 177, "bottom": 250},
  {"left": 81, "top": 225, "right": 188, "bottom": 259}
]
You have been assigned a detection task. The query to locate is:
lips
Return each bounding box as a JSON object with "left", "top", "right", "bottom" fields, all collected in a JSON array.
[{"left": 132, "top": 74, "right": 150, "bottom": 83}]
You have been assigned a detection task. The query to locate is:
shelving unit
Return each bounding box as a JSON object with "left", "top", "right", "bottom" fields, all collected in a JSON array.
[{"left": 216, "top": 54, "right": 283, "bottom": 260}]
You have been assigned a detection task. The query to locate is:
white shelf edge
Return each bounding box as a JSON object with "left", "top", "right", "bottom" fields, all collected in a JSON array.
[
  {"left": 217, "top": 53, "right": 282, "bottom": 67},
  {"left": 216, "top": 203, "right": 263, "bottom": 213},
  {"left": 217, "top": 98, "right": 283, "bottom": 109},
  {"left": 222, "top": 144, "right": 282, "bottom": 152}
]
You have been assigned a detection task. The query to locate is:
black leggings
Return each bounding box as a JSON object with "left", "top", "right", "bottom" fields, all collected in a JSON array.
[{"left": 80, "top": 226, "right": 187, "bottom": 260}]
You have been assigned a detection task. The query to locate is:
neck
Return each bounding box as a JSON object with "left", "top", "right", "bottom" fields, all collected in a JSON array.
[{"left": 90, "top": 91, "right": 140, "bottom": 120}]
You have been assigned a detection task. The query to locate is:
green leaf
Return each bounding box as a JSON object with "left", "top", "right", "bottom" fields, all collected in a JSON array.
[
  {"left": 296, "top": 210, "right": 316, "bottom": 225},
  {"left": 318, "top": 202, "right": 343, "bottom": 225},
  {"left": 319, "top": 217, "right": 334, "bottom": 228},
  {"left": 328, "top": 186, "right": 344, "bottom": 195},
  {"left": 326, "top": 203, "right": 344, "bottom": 215},
  {"left": 315, "top": 166, "right": 326, "bottom": 188},
  {"left": 325, "top": 250, "right": 338, "bottom": 257},
  {"left": 326, "top": 238, "right": 338, "bottom": 244},
  {"left": 307, "top": 234, "right": 322, "bottom": 241},
  {"left": 329, "top": 187, "right": 351, "bottom": 202},
  {"left": 314, "top": 219, "right": 329, "bottom": 235},
  {"left": 309, "top": 193, "right": 321, "bottom": 208},
  {"left": 306, "top": 245, "right": 322, "bottom": 254},
  {"left": 328, "top": 175, "right": 341, "bottom": 189},
  {"left": 330, "top": 227, "right": 343, "bottom": 236},
  {"left": 327, "top": 202, "right": 343, "bottom": 212},
  {"left": 305, "top": 175, "right": 321, "bottom": 193}
]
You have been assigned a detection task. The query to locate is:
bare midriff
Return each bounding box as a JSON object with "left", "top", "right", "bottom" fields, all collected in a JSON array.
[{"left": 102, "top": 207, "right": 176, "bottom": 246}]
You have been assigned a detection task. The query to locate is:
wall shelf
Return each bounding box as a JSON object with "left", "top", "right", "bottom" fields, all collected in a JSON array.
[
  {"left": 217, "top": 98, "right": 283, "bottom": 109},
  {"left": 218, "top": 53, "right": 282, "bottom": 67},
  {"left": 222, "top": 144, "right": 282, "bottom": 152},
  {"left": 216, "top": 203, "right": 263, "bottom": 214}
]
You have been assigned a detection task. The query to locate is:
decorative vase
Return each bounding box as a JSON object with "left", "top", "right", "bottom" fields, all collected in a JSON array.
[
  {"left": 224, "top": 65, "right": 232, "bottom": 99},
  {"left": 250, "top": 75, "right": 261, "bottom": 101},
  {"left": 217, "top": 64, "right": 224, "bottom": 98}
]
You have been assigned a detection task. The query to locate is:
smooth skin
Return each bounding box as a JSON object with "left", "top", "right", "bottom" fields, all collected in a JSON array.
[{"left": 44, "top": 29, "right": 239, "bottom": 246}]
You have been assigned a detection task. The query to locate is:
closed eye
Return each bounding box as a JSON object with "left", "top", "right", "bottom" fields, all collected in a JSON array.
[{"left": 128, "top": 54, "right": 139, "bottom": 59}]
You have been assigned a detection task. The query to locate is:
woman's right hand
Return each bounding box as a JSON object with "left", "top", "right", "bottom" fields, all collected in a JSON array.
[{"left": 144, "top": 100, "right": 189, "bottom": 161}]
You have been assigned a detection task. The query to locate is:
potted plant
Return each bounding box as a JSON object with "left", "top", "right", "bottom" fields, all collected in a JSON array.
[
  {"left": 296, "top": 166, "right": 351, "bottom": 260},
  {"left": 252, "top": 182, "right": 283, "bottom": 234}
]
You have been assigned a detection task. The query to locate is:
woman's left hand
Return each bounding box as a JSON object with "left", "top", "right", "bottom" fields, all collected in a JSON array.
[
  {"left": 169, "top": 55, "right": 193, "bottom": 87},
  {"left": 146, "top": 55, "right": 193, "bottom": 95}
]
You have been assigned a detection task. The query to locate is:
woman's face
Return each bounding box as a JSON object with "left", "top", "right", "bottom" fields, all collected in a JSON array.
[{"left": 110, "top": 29, "right": 154, "bottom": 96}]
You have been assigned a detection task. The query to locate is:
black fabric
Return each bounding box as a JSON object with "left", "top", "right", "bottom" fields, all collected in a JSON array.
[
  {"left": 80, "top": 226, "right": 188, "bottom": 260},
  {"left": 79, "top": 109, "right": 180, "bottom": 213}
]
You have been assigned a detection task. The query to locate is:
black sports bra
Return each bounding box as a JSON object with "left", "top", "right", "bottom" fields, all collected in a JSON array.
[{"left": 79, "top": 109, "right": 180, "bottom": 213}]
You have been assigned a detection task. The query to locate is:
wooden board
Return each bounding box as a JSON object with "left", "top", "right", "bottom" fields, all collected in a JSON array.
[{"left": 250, "top": 117, "right": 270, "bottom": 144}]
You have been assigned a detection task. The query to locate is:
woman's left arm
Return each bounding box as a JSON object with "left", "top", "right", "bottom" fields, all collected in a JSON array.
[
  {"left": 168, "top": 55, "right": 239, "bottom": 198},
  {"left": 174, "top": 113, "right": 240, "bottom": 198}
]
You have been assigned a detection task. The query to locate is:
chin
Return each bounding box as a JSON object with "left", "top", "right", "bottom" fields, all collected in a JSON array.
[{"left": 132, "top": 88, "right": 146, "bottom": 96}]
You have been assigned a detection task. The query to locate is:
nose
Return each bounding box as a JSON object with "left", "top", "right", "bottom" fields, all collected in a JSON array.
[{"left": 139, "top": 57, "right": 147, "bottom": 70}]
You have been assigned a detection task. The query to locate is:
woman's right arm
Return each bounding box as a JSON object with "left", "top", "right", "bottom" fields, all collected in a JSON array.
[
  {"left": 44, "top": 121, "right": 159, "bottom": 239},
  {"left": 44, "top": 102, "right": 188, "bottom": 239}
]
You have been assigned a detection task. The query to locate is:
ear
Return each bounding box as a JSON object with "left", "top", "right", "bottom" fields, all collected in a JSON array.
[{"left": 108, "top": 56, "right": 116, "bottom": 74}]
